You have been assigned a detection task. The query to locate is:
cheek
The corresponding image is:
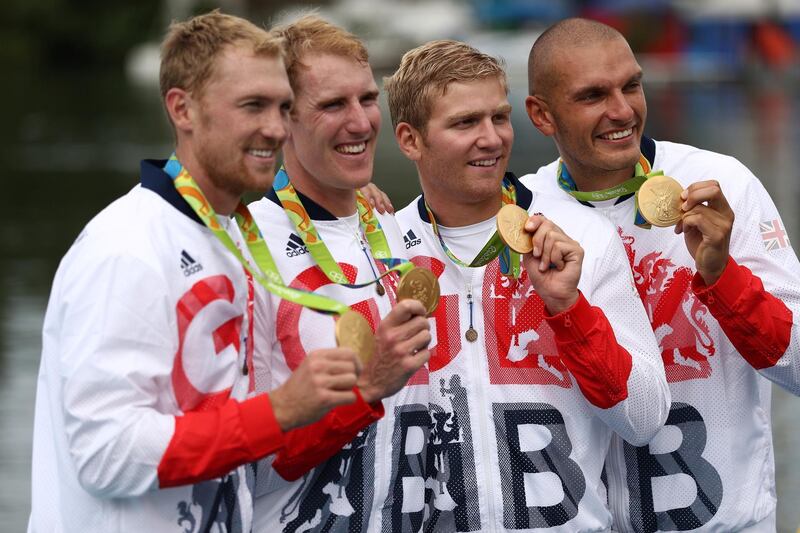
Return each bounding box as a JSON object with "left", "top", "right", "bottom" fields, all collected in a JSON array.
[{"left": 367, "top": 108, "right": 382, "bottom": 131}]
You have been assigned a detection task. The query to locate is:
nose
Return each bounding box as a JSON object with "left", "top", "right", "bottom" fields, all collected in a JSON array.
[
  {"left": 606, "top": 90, "right": 635, "bottom": 122},
  {"left": 475, "top": 118, "right": 503, "bottom": 151},
  {"left": 260, "top": 107, "right": 289, "bottom": 146},
  {"left": 345, "top": 102, "right": 372, "bottom": 136}
]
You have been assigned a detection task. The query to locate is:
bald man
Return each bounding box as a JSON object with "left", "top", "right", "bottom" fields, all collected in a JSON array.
[{"left": 522, "top": 17, "right": 800, "bottom": 533}]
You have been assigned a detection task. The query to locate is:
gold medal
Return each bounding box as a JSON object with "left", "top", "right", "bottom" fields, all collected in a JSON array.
[
  {"left": 496, "top": 204, "right": 533, "bottom": 254},
  {"left": 396, "top": 266, "right": 440, "bottom": 315},
  {"left": 335, "top": 310, "right": 375, "bottom": 364},
  {"left": 637, "top": 175, "right": 684, "bottom": 227},
  {"left": 465, "top": 328, "right": 478, "bottom": 342}
]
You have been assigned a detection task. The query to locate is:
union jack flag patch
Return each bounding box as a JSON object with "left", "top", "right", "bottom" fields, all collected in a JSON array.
[{"left": 760, "top": 219, "right": 790, "bottom": 251}]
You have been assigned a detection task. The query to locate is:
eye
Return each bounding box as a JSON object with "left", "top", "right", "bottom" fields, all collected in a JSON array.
[
  {"left": 242, "top": 100, "right": 264, "bottom": 111},
  {"left": 453, "top": 117, "right": 476, "bottom": 128},
  {"left": 624, "top": 80, "right": 641, "bottom": 92},
  {"left": 322, "top": 100, "right": 344, "bottom": 111},
  {"left": 493, "top": 113, "right": 510, "bottom": 124},
  {"left": 579, "top": 91, "right": 602, "bottom": 103}
]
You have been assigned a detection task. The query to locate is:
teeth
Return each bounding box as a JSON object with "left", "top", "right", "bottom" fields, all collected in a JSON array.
[
  {"left": 469, "top": 158, "right": 497, "bottom": 167},
  {"left": 336, "top": 142, "right": 366, "bottom": 154},
  {"left": 600, "top": 128, "right": 632, "bottom": 141},
  {"left": 249, "top": 149, "right": 274, "bottom": 158}
]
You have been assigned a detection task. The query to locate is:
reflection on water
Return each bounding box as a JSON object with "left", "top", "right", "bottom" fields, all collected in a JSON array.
[{"left": 2, "top": 68, "right": 799, "bottom": 531}]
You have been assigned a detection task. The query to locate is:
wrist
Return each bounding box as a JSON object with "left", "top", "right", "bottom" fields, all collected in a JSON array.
[
  {"left": 700, "top": 263, "right": 726, "bottom": 286},
  {"left": 356, "top": 380, "right": 380, "bottom": 404},
  {"left": 268, "top": 389, "right": 297, "bottom": 432},
  {"left": 543, "top": 291, "right": 579, "bottom": 316}
]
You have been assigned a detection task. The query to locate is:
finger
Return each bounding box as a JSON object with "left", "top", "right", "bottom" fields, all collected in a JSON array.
[
  {"left": 404, "top": 347, "right": 431, "bottom": 371},
  {"left": 326, "top": 389, "right": 358, "bottom": 407},
  {"left": 528, "top": 219, "right": 553, "bottom": 257},
  {"left": 380, "top": 191, "right": 395, "bottom": 214},
  {"left": 540, "top": 228, "right": 569, "bottom": 272},
  {"left": 393, "top": 329, "right": 433, "bottom": 360},
  {"left": 386, "top": 298, "right": 428, "bottom": 325},
  {"left": 523, "top": 214, "right": 546, "bottom": 233},
  {"left": 680, "top": 205, "right": 729, "bottom": 241},
  {"left": 379, "top": 315, "right": 431, "bottom": 351},
  {"left": 322, "top": 371, "right": 359, "bottom": 391},
  {"left": 548, "top": 240, "right": 567, "bottom": 271},
  {"left": 538, "top": 228, "right": 556, "bottom": 271},
  {"left": 681, "top": 180, "right": 733, "bottom": 216}
]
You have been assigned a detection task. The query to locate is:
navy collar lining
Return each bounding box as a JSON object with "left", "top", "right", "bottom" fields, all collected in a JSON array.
[
  {"left": 266, "top": 182, "right": 338, "bottom": 221},
  {"left": 139, "top": 159, "right": 204, "bottom": 226}
]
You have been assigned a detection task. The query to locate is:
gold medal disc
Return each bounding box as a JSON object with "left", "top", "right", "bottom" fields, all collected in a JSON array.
[
  {"left": 637, "top": 175, "right": 684, "bottom": 227},
  {"left": 335, "top": 310, "right": 375, "bottom": 364},
  {"left": 397, "top": 267, "right": 440, "bottom": 315},
  {"left": 496, "top": 204, "right": 533, "bottom": 254}
]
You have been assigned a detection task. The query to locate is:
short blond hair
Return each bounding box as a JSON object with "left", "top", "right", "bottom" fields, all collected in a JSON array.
[
  {"left": 385, "top": 40, "right": 507, "bottom": 131},
  {"left": 271, "top": 14, "right": 368, "bottom": 92},
  {"left": 159, "top": 9, "right": 282, "bottom": 102}
]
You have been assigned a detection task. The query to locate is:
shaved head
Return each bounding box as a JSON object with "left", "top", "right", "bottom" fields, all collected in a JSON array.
[{"left": 528, "top": 18, "right": 627, "bottom": 97}]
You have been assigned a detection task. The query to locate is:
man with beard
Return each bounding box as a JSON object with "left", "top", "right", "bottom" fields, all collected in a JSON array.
[
  {"left": 29, "top": 11, "right": 375, "bottom": 533},
  {"left": 523, "top": 17, "right": 800, "bottom": 532}
]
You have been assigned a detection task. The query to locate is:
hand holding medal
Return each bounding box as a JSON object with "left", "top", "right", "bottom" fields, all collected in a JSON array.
[{"left": 497, "top": 204, "right": 582, "bottom": 315}]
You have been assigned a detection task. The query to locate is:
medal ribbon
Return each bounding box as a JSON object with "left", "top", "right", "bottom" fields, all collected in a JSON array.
[
  {"left": 557, "top": 154, "right": 663, "bottom": 228},
  {"left": 272, "top": 168, "right": 414, "bottom": 288},
  {"left": 424, "top": 176, "right": 522, "bottom": 278},
  {"left": 163, "top": 155, "right": 349, "bottom": 315}
]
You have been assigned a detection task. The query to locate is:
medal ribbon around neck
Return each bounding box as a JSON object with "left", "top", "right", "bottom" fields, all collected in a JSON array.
[
  {"left": 272, "top": 168, "right": 414, "bottom": 287},
  {"left": 163, "top": 155, "right": 350, "bottom": 315},
  {"left": 557, "top": 154, "right": 663, "bottom": 228},
  {"left": 424, "top": 176, "right": 522, "bottom": 278}
]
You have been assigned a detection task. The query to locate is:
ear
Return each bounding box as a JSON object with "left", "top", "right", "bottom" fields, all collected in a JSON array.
[
  {"left": 394, "top": 122, "right": 423, "bottom": 161},
  {"left": 164, "top": 87, "right": 195, "bottom": 134},
  {"left": 525, "top": 95, "right": 555, "bottom": 137}
]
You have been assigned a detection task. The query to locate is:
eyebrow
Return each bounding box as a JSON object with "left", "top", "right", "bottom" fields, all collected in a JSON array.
[{"left": 448, "top": 103, "right": 512, "bottom": 123}]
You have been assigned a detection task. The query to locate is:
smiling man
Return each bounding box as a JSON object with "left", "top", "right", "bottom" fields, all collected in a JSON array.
[
  {"left": 385, "top": 39, "right": 669, "bottom": 532},
  {"left": 247, "top": 15, "right": 432, "bottom": 533},
  {"left": 28, "top": 11, "right": 374, "bottom": 533},
  {"left": 522, "top": 17, "right": 800, "bottom": 532}
]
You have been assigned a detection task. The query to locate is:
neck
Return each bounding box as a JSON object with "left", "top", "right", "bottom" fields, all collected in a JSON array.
[
  {"left": 566, "top": 162, "right": 637, "bottom": 193},
  {"left": 282, "top": 153, "right": 357, "bottom": 218},
  {"left": 174, "top": 146, "right": 239, "bottom": 216},
  {"left": 424, "top": 190, "right": 503, "bottom": 227}
]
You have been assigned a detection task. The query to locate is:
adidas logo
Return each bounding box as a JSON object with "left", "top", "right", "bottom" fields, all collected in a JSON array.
[
  {"left": 180, "top": 250, "right": 203, "bottom": 276},
  {"left": 285, "top": 233, "right": 309, "bottom": 257},
  {"left": 403, "top": 229, "right": 421, "bottom": 249}
]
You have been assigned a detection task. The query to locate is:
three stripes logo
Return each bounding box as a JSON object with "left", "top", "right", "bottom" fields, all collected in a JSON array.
[
  {"left": 285, "top": 233, "right": 309, "bottom": 257},
  {"left": 403, "top": 229, "right": 421, "bottom": 249},
  {"left": 180, "top": 250, "right": 203, "bottom": 277}
]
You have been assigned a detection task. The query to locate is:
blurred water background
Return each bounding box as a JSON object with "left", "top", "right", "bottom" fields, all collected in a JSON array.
[{"left": 2, "top": 0, "right": 800, "bottom": 531}]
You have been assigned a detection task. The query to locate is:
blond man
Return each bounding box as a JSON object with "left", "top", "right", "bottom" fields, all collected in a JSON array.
[
  {"left": 29, "top": 11, "right": 366, "bottom": 533},
  {"left": 248, "top": 15, "right": 431, "bottom": 533},
  {"left": 386, "top": 40, "right": 668, "bottom": 532}
]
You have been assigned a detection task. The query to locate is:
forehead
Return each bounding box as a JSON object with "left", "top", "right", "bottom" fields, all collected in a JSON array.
[
  {"left": 430, "top": 77, "right": 509, "bottom": 119},
  {"left": 553, "top": 37, "right": 640, "bottom": 92},
  {"left": 204, "top": 45, "right": 292, "bottom": 99},
  {"left": 294, "top": 52, "right": 377, "bottom": 100}
]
